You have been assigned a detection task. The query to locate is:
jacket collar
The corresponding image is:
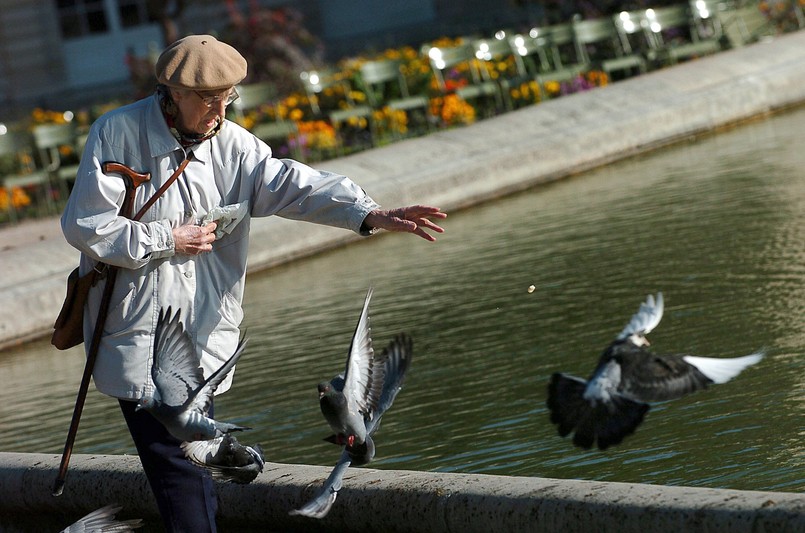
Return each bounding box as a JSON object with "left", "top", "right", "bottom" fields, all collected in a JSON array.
[{"left": 144, "top": 94, "right": 212, "bottom": 165}]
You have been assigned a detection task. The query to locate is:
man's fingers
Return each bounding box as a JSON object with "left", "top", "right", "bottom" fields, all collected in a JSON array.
[
  {"left": 417, "top": 218, "right": 445, "bottom": 233},
  {"left": 413, "top": 227, "right": 437, "bottom": 242},
  {"left": 173, "top": 222, "right": 219, "bottom": 255},
  {"left": 363, "top": 205, "right": 446, "bottom": 241}
]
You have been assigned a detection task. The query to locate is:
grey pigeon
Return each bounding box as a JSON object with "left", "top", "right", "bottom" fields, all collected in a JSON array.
[
  {"left": 181, "top": 433, "right": 265, "bottom": 484},
  {"left": 136, "top": 307, "right": 250, "bottom": 443},
  {"left": 317, "top": 287, "right": 385, "bottom": 449},
  {"left": 60, "top": 504, "right": 142, "bottom": 532},
  {"left": 290, "top": 306, "right": 413, "bottom": 520},
  {"left": 547, "top": 292, "right": 764, "bottom": 450}
]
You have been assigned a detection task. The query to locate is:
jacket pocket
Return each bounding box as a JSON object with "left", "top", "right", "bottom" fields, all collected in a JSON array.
[
  {"left": 102, "top": 281, "right": 137, "bottom": 337},
  {"left": 204, "top": 290, "right": 244, "bottom": 362}
]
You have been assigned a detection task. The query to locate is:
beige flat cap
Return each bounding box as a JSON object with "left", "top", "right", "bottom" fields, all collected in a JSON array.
[{"left": 155, "top": 34, "right": 247, "bottom": 90}]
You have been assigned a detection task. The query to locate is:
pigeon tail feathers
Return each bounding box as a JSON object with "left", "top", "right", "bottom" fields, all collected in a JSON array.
[
  {"left": 213, "top": 420, "right": 251, "bottom": 434},
  {"left": 289, "top": 449, "right": 352, "bottom": 519},
  {"left": 548, "top": 373, "right": 649, "bottom": 450}
]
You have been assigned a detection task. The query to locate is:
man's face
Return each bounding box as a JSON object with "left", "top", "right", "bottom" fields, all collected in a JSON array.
[{"left": 170, "top": 87, "right": 236, "bottom": 135}]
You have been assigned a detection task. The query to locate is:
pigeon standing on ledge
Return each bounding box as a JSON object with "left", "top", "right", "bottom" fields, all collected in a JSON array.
[
  {"left": 547, "top": 292, "right": 764, "bottom": 450},
  {"left": 136, "top": 307, "right": 251, "bottom": 443},
  {"left": 290, "top": 288, "right": 413, "bottom": 519}
]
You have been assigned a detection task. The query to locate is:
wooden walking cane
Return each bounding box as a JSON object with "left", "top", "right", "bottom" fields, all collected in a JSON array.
[
  {"left": 52, "top": 162, "right": 151, "bottom": 497},
  {"left": 52, "top": 155, "right": 192, "bottom": 496}
]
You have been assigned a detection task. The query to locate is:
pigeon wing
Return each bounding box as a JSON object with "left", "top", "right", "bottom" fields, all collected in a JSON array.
[
  {"left": 153, "top": 308, "right": 205, "bottom": 407},
  {"left": 618, "top": 351, "right": 716, "bottom": 402},
  {"left": 185, "top": 336, "right": 249, "bottom": 414},
  {"left": 624, "top": 351, "right": 764, "bottom": 402},
  {"left": 616, "top": 292, "right": 664, "bottom": 341},
  {"left": 682, "top": 351, "right": 763, "bottom": 384},
  {"left": 366, "top": 333, "right": 413, "bottom": 437},
  {"left": 342, "top": 288, "right": 377, "bottom": 417},
  {"left": 60, "top": 504, "right": 142, "bottom": 532}
]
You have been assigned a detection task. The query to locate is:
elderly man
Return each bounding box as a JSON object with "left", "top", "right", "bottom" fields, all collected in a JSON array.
[{"left": 61, "top": 34, "right": 445, "bottom": 531}]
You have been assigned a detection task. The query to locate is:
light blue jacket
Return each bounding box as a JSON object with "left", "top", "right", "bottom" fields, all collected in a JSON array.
[{"left": 61, "top": 94, "right": 378, "bottom": 400}]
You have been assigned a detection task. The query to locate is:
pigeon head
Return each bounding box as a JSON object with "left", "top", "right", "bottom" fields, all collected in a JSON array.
[
  {"left": 317, "top": 381, "right": 331, "bottom": 399},
  {"left": 626, "top": 332, "right": 650, "bottom": 347}
]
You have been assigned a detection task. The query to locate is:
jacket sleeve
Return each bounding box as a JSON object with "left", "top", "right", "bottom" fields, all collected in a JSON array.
[
  {"left": 60, "top": 125, "right": 176, "bottom": 269},
  {"left": 249, "top": 154, "right": 380, "bottom": 234}
]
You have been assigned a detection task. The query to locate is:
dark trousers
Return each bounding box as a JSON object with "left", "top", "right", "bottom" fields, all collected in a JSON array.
[{"left": 119, "top": 400, "right": 218, "bottom": 532}]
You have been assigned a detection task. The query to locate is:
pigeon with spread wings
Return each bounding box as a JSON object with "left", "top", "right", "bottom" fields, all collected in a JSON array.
[
  {"left": 290, "top": 289, "right": 413, "bottom": 519},
  {"left": 547, "top": 293, "right": 763, "bottom": 450},
  {"left": 317, "top": 287, "right": 384, "bottom": 449},
  {"left": 136, "top": 307, "right": 250, "bottom": 443}
]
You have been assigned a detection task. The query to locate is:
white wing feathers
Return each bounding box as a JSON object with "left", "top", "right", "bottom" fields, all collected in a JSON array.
[
  {"left": 683, "top": 352, "right": 765, "bottom": 384},
  {"left": 617, "top": 292, "right": 664, "bottom": 340},
  {"left": 343, "top": 287, "right": 377, "bottom": 417}
]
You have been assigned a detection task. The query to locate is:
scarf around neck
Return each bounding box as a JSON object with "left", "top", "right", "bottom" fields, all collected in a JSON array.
[{"left": 157, "top": 84, "right": 223, "bottom": 148}]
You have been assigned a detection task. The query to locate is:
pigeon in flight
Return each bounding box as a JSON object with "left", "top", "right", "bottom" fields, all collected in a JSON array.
[
  {"left": 181, "top": 433, "right": 265, "bottom": 484},
  {"left": 60, "top": 504, "right": 142, "bottom": 532},
  {"left": 136, "top": 307, "right": 250, "bottom": 443},
  {"left": 290, "top": 289, "right": 413, "bottom": 519},
  {"left": 547, "top": 292, "right": 764, "bottom": 450},
  {"left": 317, "top": 287, "right": 384, "bottom": 449}
]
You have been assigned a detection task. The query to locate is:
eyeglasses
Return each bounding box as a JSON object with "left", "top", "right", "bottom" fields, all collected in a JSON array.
[{"left": 194, "top": 87, "right": 240, "bottom": 108}]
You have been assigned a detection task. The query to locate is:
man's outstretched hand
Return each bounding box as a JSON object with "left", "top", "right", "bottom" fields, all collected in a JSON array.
[{"left": 363, "top": 205, "right": 447, "bottom": 241}]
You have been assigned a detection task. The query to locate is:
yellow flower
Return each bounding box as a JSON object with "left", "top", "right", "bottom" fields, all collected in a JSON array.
[
  {"left": 544, "top": 81, "right": 561, "bottom": 96},
  {"left": 0, "top": 187, "right": 28, "bottom": 209}
]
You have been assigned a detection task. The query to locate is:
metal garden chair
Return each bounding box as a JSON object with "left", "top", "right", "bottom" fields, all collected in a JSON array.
[
  {"left": 0, "top": 129, "right": 55, "bottom": 222},
  {"left": 358, "top": 59, "right": 434, "bottom": 139}
]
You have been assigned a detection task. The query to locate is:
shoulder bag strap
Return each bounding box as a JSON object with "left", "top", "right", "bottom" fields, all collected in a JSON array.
[
  {"left": 91, "top": 153, "right": 193, "bottom": 279},
  {"left": 132, "top": 152, "right": 193, "bottom": 222}
]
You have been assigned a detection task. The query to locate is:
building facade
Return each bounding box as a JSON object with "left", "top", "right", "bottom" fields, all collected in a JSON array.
[{"left": 0, "top": 0, "right": 541, "bottom": 119}]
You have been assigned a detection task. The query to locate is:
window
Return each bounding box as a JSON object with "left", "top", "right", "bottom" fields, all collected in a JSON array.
[
  {"left": 55, "top": 0, "right": 152, "bottom": 38},
  {"left": 118, "top": 0, "right": 150, "bottom": 28},
  {"left": 56, "top": 0, "right": 109, "bottom": 38}
]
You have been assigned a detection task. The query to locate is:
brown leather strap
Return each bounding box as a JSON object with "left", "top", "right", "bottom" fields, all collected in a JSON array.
[{"left": 132, "top": 153, "right": 193, "bottom": 221}]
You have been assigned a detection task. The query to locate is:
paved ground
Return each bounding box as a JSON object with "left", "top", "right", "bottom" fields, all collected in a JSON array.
[{"left": 0, "top": 216, "right": 63, "bottom": 252}]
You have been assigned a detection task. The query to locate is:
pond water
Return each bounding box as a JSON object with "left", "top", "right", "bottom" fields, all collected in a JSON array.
[{"left": 1, "top": 106, "right": 804, "bottom": 493}]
